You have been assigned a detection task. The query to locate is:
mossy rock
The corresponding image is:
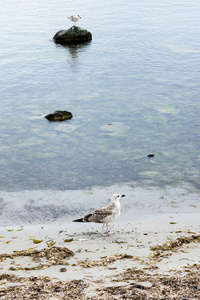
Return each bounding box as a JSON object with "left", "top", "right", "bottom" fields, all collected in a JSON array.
[
  {"left": 45, "top": 111, "right": 73, "bottom": 122},
  {"left": 53, "top": 26, "right": 92, "bottom": 45}
]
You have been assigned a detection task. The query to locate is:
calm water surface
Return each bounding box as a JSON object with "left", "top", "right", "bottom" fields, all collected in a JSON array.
[{"left": 1, "top": 0, "right": 200, "bottom": 191}]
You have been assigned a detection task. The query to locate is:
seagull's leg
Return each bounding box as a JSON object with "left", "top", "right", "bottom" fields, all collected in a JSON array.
[
  {"left": 101, "top": 223, "right": 114, "bottom": 236},
  {"left": 101, "top": 223, "right": 105, "bottom": 236},
  {"left": 101, "top": 223, "right": 109, "bottom": 236},
  {"left": 107, "top": 223, "right": 114, "bottom": 235}
]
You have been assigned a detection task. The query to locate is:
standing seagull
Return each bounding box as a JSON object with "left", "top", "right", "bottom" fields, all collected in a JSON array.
[
  {"left": 68, "top": 14, "right": 81, "bottom": 26},
  {"left": 73, "top": 194, "right": 125, "bottom": 236}
]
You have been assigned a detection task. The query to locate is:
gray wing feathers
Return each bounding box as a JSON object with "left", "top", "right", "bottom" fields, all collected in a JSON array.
[{"left": 87, "top": 205, "right": 114, "bottom": 223}]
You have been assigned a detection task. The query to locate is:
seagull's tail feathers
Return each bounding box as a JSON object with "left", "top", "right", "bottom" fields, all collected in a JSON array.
[
  {"left": 73, "top": 213, "right": 92, "bottom": 222},
  {"left": 73, "top": 218, "right": 83, "bottom": 222}
]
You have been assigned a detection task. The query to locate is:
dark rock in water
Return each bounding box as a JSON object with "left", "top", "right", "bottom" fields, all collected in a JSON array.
[
  {"left": 53, "top": 26, "right": 92, "bottom": 45},
  {"left": 45, "top": 111, "right": 73, "bottom": 122},
  {"left": 147, "top": 153, "right": 155, "bottom": 158}
]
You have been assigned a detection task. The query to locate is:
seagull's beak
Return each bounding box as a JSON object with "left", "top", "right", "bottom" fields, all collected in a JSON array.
[{"left": 121, "top": 194, "right": 125, "bottom": 198}]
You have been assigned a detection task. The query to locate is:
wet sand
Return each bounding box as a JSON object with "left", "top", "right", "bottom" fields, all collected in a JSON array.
[
  {"left": 1, "top": 182, "right": 200, "bottom": 225},
  {"left": 0, "top": 213, "right": 199, "bottom": 299}
]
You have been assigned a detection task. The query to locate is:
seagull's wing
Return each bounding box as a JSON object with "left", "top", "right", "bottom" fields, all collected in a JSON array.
[
  {"left": 87, "top": 205, "right": 114, "bottom": 223},
  {"left": 93, "top": 205, "right": 114, "bottom": 215}
]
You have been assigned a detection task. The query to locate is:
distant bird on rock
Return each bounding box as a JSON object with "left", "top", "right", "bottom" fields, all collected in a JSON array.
[
  {"left": 73, "top": 193, "right": 125, "bottom": 236},
  {"left": 68, "top": 15, "right": 81, "bottom": 26}
]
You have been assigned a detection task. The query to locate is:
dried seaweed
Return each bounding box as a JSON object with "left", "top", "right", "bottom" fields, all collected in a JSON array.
[
  {"left": 0, "top": 277, "right": 87, "bottom": 300},
  {"left": 77, "top": 254, "right": 140, "bottom": 268},
  {"left": 151, "top": 234, "right": 200, "bottom": 252},
  {"left": 0, "top": 246, "right": 74, "bottom": 263},
  {"left": 96, "top": 264, "right": 200, "bottom": 299}
]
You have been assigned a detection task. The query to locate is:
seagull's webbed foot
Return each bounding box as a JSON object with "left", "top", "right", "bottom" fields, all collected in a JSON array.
[
  {"left": 101, "top": 231, "right": 114, "bottom": 236},
  {"left": 107, "top": 231, "right": 114, "bottom": 235},
  {"left": 101, "top": 223, "right": 114, "bottom": 236},
  {"left": 101, "top": 232, "right": 109, "bottom": 236}
]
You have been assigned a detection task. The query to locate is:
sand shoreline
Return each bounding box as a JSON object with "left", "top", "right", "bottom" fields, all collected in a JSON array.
[
  {"left": 1, "top": 181, "right": 200, "bottom": 226},
  {"left": 0, "top": 213, "right": 200, "bottom": 299}
]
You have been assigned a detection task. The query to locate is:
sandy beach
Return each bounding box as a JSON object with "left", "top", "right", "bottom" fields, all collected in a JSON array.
[
  {"left": 0, "top": 212, "right": 200, "bottom": 299},
  {"left": 1, "top": 0, "right": 200, "bottom": 298}
]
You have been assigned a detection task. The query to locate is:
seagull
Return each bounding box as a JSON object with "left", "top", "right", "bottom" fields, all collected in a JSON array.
[
  {"left": 68, "top": 14, "right": 81, "bottom": 26},
  {"left": 73, "top": 194, "right": 125, "bottom": 236}
]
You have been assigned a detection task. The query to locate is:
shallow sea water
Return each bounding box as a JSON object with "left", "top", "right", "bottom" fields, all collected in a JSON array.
[{"left": 0, "top": 0, "right": 200, "bottom": 222}]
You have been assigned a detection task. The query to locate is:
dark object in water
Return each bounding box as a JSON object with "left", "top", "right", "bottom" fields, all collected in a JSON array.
[
  {"left": 53, "top": 26, "right": 92, "bottom": 45},
  {"left": 45, "top": 111, "right": 73, "bottom": 122},
  {"left": 147, "top": 153, "right": 155, "bottom": 158}
]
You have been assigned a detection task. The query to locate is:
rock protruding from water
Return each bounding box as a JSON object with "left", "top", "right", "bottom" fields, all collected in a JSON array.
[
  {"left": 45, "top": 111, "right": 73, "bottom": 122},
  {"left": 53, "top": 26, "right": 92, "bottom": 45}
]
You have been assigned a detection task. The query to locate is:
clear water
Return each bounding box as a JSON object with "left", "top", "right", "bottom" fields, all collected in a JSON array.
[{"left": 1, "top": 0, "right": 200, "bottom": 191}]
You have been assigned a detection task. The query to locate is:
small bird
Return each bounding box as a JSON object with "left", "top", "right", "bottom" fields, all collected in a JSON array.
[
  {"left": 68, "top": 14, "right": 81, "bottom": 26},
  {"left": 73, "top": 194, "right": 125, "bottom": 236}
]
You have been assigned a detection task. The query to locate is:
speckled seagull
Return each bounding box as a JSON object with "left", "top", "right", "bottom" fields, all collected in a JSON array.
[
  {"left": 68, "top": 14, "right": 81, "bottom": 26},
  {"left": 73, "top": 193, "right": 125, "bottom": 236}
]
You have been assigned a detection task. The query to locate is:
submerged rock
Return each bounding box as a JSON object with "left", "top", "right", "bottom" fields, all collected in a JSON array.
[
  {"left": 45, "top": 111, "right": 73, "bottom": 122},
  {"left": 53, "top": 26, "right": 92, "bottom": 45},
  {"left": 147, "top": 153, "right": 155, "bottom": 158}
]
